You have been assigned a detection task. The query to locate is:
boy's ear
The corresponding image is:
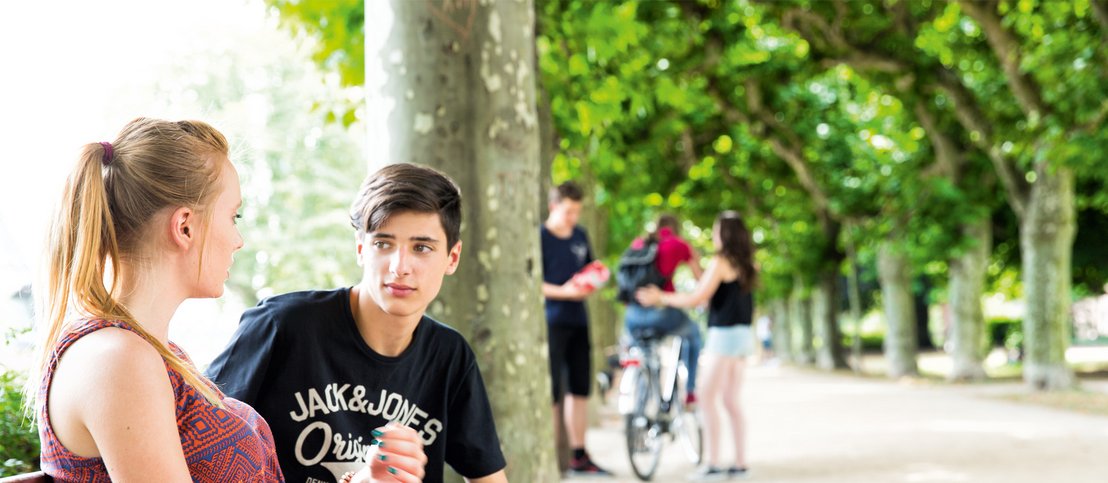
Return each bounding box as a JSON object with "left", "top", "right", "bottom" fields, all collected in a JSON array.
[
  {"left": 444, "top": 241, "right": 462, "bottom": 275},
  {"left": 354, "top": 234, "right": 364, "bottom": 267}
]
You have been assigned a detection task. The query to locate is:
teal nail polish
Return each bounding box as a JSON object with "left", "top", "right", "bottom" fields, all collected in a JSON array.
[
  {"left": 370, "top": 439, "right": 379, "bottom": 446},
  {"left": 387, "top": 467, "right": 398, "bottom": 475},
  {"left": 371, "top": 429, "right": 384, "bottom": 438},
  {"left": 378, "top": 454, "right": 388, "bottom": 461}
]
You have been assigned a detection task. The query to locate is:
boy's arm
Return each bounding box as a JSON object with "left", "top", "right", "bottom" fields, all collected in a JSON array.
[
  {"left": 466, "top": 470, "right": 508, "bottom": 483},
  {"left": 543, "top": 281, "right": 590, "bottom": 301},
  {"left": 205, "top": 307, "right": 279, "bottom": 404}
]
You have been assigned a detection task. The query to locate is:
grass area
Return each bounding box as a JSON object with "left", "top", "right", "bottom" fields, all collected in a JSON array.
[
  {"left": 791, "top": 344, "right": 1108, "bottom": 413},
  {"left": 997, "top": 390, "right": 1108, "bottom": 417}
]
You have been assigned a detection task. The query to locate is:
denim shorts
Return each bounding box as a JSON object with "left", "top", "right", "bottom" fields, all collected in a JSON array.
[{"left": 705, "top": 325, "right": 755, "bottom": 357}]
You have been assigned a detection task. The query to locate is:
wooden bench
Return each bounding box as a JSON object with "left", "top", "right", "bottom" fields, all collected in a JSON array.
[{"left": 0, "top": 472, "right": 51, "bottom": 483}]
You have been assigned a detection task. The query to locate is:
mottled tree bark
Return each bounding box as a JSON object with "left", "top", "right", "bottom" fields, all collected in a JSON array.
[
  {"left": 947, "top": 217, "right": 991, "bottom": 382},
  {"left": 1020, "top": 165, "right": 1076, "bottom": 390},
  {"left": 365, "top": 0, "right": 558, "bottom": 480},
  {"left": 877, "top": 242, "right": 919, "bottom": 378}
]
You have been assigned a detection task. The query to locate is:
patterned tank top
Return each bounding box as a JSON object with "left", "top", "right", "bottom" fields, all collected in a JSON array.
[{"left": 37, "top": 319, "right": 284, "bottom": 482}]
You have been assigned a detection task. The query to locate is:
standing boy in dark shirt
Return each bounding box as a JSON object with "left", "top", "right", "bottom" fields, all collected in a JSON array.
[
  {"left": 208, "top": 163, "right": 507, "bottom": 483},
  {"left": 541, "top": 181, "right": 611, "bottom": 476}
]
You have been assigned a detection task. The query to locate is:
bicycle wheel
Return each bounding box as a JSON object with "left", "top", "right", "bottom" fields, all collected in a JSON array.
[
  {"left": 625, "top": 367, "right": 663, "bottom": 481},
  {"left": 673, "top": 363, "right": 703, "bottom": 464}
]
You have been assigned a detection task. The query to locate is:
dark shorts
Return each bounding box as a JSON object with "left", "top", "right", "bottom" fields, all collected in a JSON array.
[{"left": 547, "top": 323, "right": 592, "bottom": 401}]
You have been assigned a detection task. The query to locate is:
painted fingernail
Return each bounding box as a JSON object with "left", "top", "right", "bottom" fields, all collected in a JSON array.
[
  {"left": 387, "top": 467, "right": 398, "bottom": 475},
  {"left": 371, "top": 429, "right": 384, "bottom": 437},
  {"left": 378, "top": 454, "right": 387, "bottom": 461}
]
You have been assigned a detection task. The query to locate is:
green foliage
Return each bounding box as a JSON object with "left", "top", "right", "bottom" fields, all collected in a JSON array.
[
  {"left": 265, "top": 0, "right": 1108, "bottom": 312},
  {"left": 266, "top": 0, "right": 364, "bottom": 127},
  {"left": 0, "top": 369, "right": 38, "bottom": 476}
]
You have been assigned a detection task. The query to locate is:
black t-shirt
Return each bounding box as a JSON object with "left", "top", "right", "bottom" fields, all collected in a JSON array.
[
  {"left": 206, "top": 288, "right": 506, "bottom": 483},
  {"left": 541, "top": 225, "right": 593, "bottom": 327}
]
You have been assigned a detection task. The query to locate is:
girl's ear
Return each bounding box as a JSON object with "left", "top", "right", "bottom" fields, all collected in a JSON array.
[{"left": 168, "top": 207, "right": 195, "bottom": 251}]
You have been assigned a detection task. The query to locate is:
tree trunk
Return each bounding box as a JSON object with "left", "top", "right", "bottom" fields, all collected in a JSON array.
[
  {"left": 578, "top": 175, "right": 617, "bottom": 392},
  {"left": 770, "top": 297, "right": 792, "bottom": 362},
  {"left": 812, "top": 271, "right": 849, "bottom": 370},
  {"left": 877, "top": 242, "right": 919, "bottom": 378},
  {"left": 365, "top": 1, "right": 558, "bottom": 480},
  {"left": 1020, "top": 164, "right": 1076, "bottom": 390},
  {"left": 947, "top": 217, "right": 991, "bottom": 382},
  {"left": 536, "top": 71, "right": 555, "bottom": 221},
  {"left": 789, "top": 278, "right": 815, "bottom": 365}
]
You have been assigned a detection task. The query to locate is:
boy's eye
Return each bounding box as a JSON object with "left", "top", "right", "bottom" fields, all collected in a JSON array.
[
  {"left": 233, "top": 213, "right": 242, "bottom": 225},
  {"left": 373, "top": 241, "right": 392, "bottom": 249},
  {"left": 415, "top": 244, "right": 433, "bottom": 253}
]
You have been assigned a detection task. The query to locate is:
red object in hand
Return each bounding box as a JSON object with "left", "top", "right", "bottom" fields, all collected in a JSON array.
[{"left": 570, "top": 260, "right": 610, "bottom": 293}]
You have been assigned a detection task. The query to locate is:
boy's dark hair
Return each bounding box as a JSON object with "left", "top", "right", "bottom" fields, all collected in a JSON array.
[
  {"left": 549, "top": 181, "right": 584, "bottom": 204},
  {"left": 656, "top": 213, "right": 680, "bottom": 233},
  {"left": 350, "top": 163, "right": 463, "bottom": 249}
]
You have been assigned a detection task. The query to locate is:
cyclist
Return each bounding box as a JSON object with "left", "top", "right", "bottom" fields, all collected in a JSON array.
[{"left": 623, "top": 214, "right": 703, "bottom": 405}]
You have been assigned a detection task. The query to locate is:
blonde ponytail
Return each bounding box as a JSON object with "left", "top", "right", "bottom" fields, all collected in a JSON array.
[{"left": 30, "top": 118, "right": 231, "bottom": 416}]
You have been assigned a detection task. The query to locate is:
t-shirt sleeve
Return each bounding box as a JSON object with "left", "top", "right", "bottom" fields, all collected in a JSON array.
[
  {"left": 205, "top": 305, "right": 279, "bottom": 406},
  {"left": 678, "top": 238, "right": 694, "bottom": 264},
  {"left": 444, "top": 358, "right": 507, "bottom": 478}
]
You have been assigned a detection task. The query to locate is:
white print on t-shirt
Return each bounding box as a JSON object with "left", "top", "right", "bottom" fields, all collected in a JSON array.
[
  {"left": 289, "top": 384, "right": 443, "bottom": 468},
  {"left": 571, "top": 242, "right": 589, "bottom": 265}
]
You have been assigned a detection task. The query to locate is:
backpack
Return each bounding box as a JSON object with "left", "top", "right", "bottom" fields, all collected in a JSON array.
[{"left": 615, "top": 237, "right": 666, "bottom": 304}]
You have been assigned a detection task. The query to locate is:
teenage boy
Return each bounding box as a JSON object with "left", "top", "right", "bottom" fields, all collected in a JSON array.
[
  {"left": 541, "top": 181, "right": 611, "bottom": 476},
  {"left": 208, "top": 163, "right": 507, "bottom": 483}
]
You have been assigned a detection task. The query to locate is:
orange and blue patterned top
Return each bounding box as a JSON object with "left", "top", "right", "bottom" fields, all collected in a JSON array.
[{"left": 38, "top": 319, "right": 284, "bottom": 482}]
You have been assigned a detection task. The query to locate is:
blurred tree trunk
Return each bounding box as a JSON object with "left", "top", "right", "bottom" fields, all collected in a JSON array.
[
  {"left": 877, "top": 242, "right": 919, "bottom": 378},
  {"left": 770, "top": 297, "right": 792, "bottom": 362},
  {"left": 947, "top": 217, "right": 991, "bottom": 381},
  {"left": 364, "top": 1, "right": 558, "bottom": 481},
  {"left": 956, "top": 0, "right": 1076, "bottom": 390},
  {"left": 812, "top": 271, "right": 848, "bottom": 370},
  {"left": 1020, "top": 164, "right": 1076, "bottom": 390},
  {"left": 578, "top": 173, "right": 618, "bottom": 471},
  {"left": 789, "top": 277, "right": 815, "bottom": 365}
]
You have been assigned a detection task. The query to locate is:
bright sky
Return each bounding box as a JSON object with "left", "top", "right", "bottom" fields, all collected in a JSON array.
[
  {"left": 0, "top": 0, "right": 268, "bottom": 279},
  {"left": 0, "top": 0, "right": 277, "bottom": 366}
]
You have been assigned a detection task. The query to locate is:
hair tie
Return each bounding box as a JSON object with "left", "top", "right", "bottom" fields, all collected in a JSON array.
[{"left": 99, "top": 142, "right": 114, "bottom": 166}]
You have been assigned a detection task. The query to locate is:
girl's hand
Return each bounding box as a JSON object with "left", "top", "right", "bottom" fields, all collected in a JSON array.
[
  {"left": 355, "top": 423, "right": 427, "bottom": 483},
  {"left": 635, "top": 285, "right": 663, "bottom": 306}
]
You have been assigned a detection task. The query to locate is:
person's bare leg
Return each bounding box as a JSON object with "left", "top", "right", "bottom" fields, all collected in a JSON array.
[
  {"left": 721, "top": 357, "right": 747, "bottom": 468},
  {"left": 565, "top": 394, "right": 589, "bottom": 449},
  {"left": 697, "top": 354, "right": 726, "bottom": 467}
]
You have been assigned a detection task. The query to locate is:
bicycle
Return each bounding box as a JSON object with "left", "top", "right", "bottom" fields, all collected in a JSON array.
[{"left": 618, "top": 327, "right": 703, "bottom": 481}]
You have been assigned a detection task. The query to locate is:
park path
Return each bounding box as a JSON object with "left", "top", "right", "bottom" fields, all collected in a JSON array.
[{"left": 564, "top": 363, "right": 1108, "bottom": 482}]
